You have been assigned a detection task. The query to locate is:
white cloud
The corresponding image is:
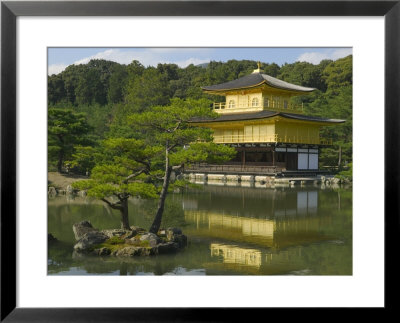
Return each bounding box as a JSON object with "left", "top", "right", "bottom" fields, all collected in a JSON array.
[
  {"left": 73, "top": 49, "right": 136, "bottom": 65},
  {"left": 48, "top": 63, "right": 68, "bottom": 75},
  {"left": 296, "top": 48, "right": 352, "bottom": 64},
  {"left": 174, "top": 57, "right": 209, "bottom": 67},
  {"left": 48, "top": 49, "right": 211, "bottom": 75},
  {"left": 148, "top": 48, "right": 205, "bottom": 54}
]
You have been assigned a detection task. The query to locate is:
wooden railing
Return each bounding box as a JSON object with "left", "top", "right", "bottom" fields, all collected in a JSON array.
[
  {"left": 263, "top": 99, "right": 304, "bottom": 113},
  {"left": 212, "top": 100, "right": 304, "bottom": 113},
  {"left": 213, "top": 134, "right": 332, "bottom": 145},
  {"left": 186, "top": 163, "right": 281, "bottom": 175}
]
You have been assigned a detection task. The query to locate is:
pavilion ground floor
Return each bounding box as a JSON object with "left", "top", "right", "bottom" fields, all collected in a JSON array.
[{"left": 185, "top": 144, "right": 329, "bottom": 177}]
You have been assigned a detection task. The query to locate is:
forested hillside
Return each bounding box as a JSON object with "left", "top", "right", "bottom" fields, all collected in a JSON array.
[{"left": 48, "top": 56, "right": 352, "bottom": 173}]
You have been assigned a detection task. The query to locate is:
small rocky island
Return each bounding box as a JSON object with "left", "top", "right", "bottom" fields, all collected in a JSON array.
[{"left": 73, "top": 221, "right": 187, "bottom": 256}]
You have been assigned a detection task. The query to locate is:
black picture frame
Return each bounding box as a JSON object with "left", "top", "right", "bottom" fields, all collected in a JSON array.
[{"left": 1, "top": 1, "right": 398, "bottom": 321}]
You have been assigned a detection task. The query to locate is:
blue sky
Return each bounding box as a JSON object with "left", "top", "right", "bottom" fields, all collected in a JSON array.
[{"left": 48, "top": 47, "right": 352, "bottom": 75}]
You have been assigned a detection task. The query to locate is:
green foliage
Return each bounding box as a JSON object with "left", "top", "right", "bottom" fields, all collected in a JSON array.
[
  {"left": 139, "top": 240, "right": 150, "bottom": 247},
  {"left": 124, "top": 68, "right": 171, "bottom": 112},
  {"left": 128, "top": 98, "right": 236, "bottom": 167},
  {"left": 71, "top": 137, "right": 161, "bottom": 201},
  {"left": 336, "top": 162, "right": 353, "bottom": 180},
  {"left": 106, "top": 236, "right": 125, "bottom": 245},
  {"left": 49, "top": 55, "right": 353, "bottom": 170},
  {"left": 108, "top": 64, "right": 129, "bottom": 103},
  {"left": 66, "top": 145, "right": 102, "bottom": 174},
  {"left": 48, "top": 74, "right": 66, "bottom": 105},
  {"left": 70, "top": 103, "right": 112, "bottom": 139},
  {"left": 48, "top": 108, "right": 93, "bottom": 172},
  {"left": 322, "top": 56, "right": 352, "bottom": 90},
  {"left": 70, "top": 97, "right": 235, "bottom": 231},
  {"left": 75, "top": 68, "right": 106, "bottom": 105},
  {"left": 279, "top": 61, "right": 329, "bottom": 91}
]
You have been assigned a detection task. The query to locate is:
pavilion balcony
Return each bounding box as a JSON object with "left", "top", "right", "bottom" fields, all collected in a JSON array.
[
  {"left": 212, "top": 134, "right": 332, "bottom": 145},
  {"left": 213, "top": 99, "right": 304, "bottom": 114}
]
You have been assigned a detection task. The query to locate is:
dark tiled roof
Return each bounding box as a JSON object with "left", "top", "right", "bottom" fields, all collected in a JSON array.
[
  {"left": 191, "top": 110, "right": 278, "bottom": 123},
  {"left": 279, "top": 112, "right": 345, "bottom": 123},
  {"left": 202, "top": 72, "right": 315, "bottom": 93},
  {"left": 190, "top": 110, "right": 345, "bottom": 124}
]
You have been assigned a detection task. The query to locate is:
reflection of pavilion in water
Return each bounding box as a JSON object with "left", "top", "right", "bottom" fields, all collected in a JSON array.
[
  {"left": 183, "top": 186, "right": 336, "bottom": 273},
  {"left": 211, "top": 243, "right": 262, "bottom": 268},
  {"left": 210, "top": 243, "right": 304, "bottom": 273},
  {"left": 183, "top": 186, "right": 330, "bottom": 248}
]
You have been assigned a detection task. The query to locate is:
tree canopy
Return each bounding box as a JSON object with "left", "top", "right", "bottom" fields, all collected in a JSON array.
[
  {"left": 50, "top": 55, "right": 352, "bottom": 233},
  {"left": 48, "top": 108, "right": 93, "bottom": 172},
  {"left": 72, "top": 99, "right": 236, "bottom": 231},
  {"left": 48, "top": 55, "right": 353, "bottom": 169}
]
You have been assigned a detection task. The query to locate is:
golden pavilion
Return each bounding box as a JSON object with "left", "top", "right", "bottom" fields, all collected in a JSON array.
[{"left": 191, "top": 64, "right": 345, "bottom": 174}]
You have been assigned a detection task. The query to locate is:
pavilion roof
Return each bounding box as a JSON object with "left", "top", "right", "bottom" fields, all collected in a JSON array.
[
  {"left": 190, "top": 110, "right": 345, "bottom": 124},
  {"left": 202, "top": 72, "right": 315, "bottom": 93}
]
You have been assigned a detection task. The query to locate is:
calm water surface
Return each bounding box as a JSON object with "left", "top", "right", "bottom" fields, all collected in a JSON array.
[{"left": 48, "top": 184, "right": 352, "bottom": 275}]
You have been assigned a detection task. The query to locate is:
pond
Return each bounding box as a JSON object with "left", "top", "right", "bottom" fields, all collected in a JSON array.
[{"left": 48, "top": 183, "right": 352, "bottom": 275}]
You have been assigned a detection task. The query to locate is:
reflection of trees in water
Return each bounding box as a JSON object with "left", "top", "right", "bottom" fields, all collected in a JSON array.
[
  {"left": 183, "top": 186, "right": 352, "bottom": 252},
  {"left": 130, "top": 197, "right": 186, "bottom": 230},
  {"left": 183, "top": 185, "right": 351, "bottom": 223},
  {"left": 48, "top": 186, "right": 352, "bottom": 275},
  {"left": 48, "top": 198, "right": 121, "bottom": 243},
  {"left": 48, "top": 240, "right": 76, "bottom": 273},
  {"left": 48, "top": 242, "right": 213, "bottom": 275},
  {"left": 182, "top": 185, "right": 339, "bottom": 219}
]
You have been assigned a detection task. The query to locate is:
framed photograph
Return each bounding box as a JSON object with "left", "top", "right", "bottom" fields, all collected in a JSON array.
[{"left": 1, "top": 1, "right": 398, "bottom": 321}]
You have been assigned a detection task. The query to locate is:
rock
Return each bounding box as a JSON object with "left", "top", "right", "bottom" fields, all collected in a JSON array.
[
  {"left": 172, "top": 234, "right": 187, "bottom": 248},
  {"left": 48, "top": 187, "right": 57, "bottom": 197},
  {"left": 73, "top": 221, "right": 97, "bottom": 240},
  {"left": 102, "top": 228, "right": 138, "bottom": 239},
  {"left": 239, "top": 175, "right": 253, "bottom": 182},
  {"left": 158, "top": 229, "right": 167, "bottom": 237},
  {"left": 226, "top": 175, "right": 240, "bottom": 182},
  {"left": 255, "top": 176, "right": 268, "bottom": 183},
  {"left": 167, "top": 227, "right": 182, "bottom": 235},
  {"left": 165, "top": 228, "right": 187, "bottom": 248},
  {"left": 115, "top": 246, "right": 152, "bottom": 257},
  {"left": 125, "top": 230, "right": 138, "bottom": 239},
  {"left": 93, "top": 247, "right": 111, "bottom": 256},
  {"left": 73, "top": 231, "right": 109, "bottom": 252},
  {"left": 102, "top": 229, "right": 128, "bottom": 238},
  {"left": 332, "top": 177, "right": 341, "bottom": 184},
  {"left": 156, "top": 242, "right": 180, "bottom": 254},
  {"left": 78, "top": 190, "right": 87, "bottom": 197},
  {"left": 140, "top": 232, "right": 159, "bottom": 240},
  {"left": 114, "top": 246, "right": 138, "bottom": 256},
  {"left": 66, "top": 185, "right": 74, "bottom": 194},
  {"left": 140, "top": 233, "right": 161, "bottom": 247},
  {"left": 48, "top": 233, "right": 58, "bottom": 243},
  {"left": 130, "top": 226, "right": 146, "bottom": 233},
  {"left": 72, "top": 222, "right": 187, "bottom": 257}
]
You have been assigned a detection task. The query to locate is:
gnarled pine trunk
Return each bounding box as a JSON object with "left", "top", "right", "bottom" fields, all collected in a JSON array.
[
  {"left": 149, "top": 144, "right": 171, "bottom": 234},
  {"left": 120, "top": 198, "right": 130, "bottom": 230}
]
